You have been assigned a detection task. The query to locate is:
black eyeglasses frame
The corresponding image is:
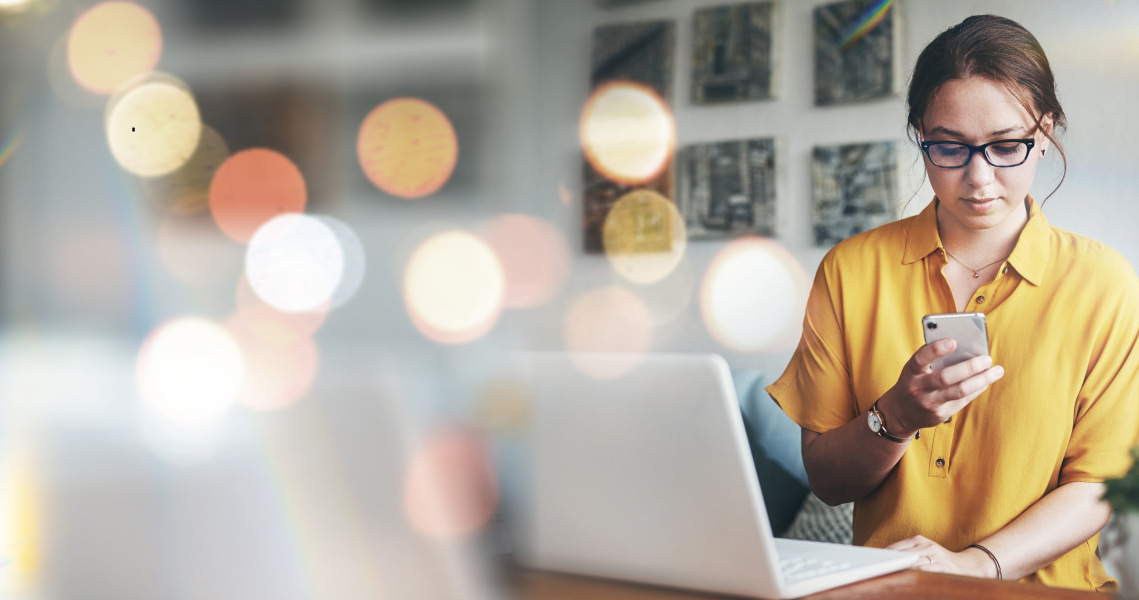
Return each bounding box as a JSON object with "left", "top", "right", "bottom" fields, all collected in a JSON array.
[{"left": 919, "top": 138, "right": 1037, "bottom": 169}]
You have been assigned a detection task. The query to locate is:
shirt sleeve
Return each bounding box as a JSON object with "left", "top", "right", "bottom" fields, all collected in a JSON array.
[
  {"left": 765, "top": 249, "right": 860, "bottom": 434},
  {"left": 1060, "top": 258, "right": 1139, "bottom": 485}
]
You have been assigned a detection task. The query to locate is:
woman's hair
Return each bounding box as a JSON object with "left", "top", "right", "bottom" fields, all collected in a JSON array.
[{"left": 906, "top": 15, "right": 1067, "bottom": 200}]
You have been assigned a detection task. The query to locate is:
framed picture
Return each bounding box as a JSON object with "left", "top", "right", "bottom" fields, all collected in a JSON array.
[
  {"left": 811, "top": 141, "right": 898, "bottom": 246},
  {"left": 584, "top": 20, "right": 676, "bottom": 253},
  {"left": 692, "top": 2, "right": 778, "bottom": 104},
  {"left": 813, "top": 0, "right": 900, "bottom": 106},
  {"left": 679, "top": 138, "right": 777, "bottom": 239}
]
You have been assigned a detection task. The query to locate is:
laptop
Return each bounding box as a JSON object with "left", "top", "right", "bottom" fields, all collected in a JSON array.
[{"left": 507, "top": 352, "right": 918, "bottom": 599}]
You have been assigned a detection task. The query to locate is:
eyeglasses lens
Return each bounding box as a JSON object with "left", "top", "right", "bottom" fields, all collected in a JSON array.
[{"left": 928, "top": 142, "right": 1029, "bottom": 167}]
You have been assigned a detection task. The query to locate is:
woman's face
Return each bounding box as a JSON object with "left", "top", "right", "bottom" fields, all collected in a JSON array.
[{"left": 921, "top": 76, "right": 1052, "bottom": 234}]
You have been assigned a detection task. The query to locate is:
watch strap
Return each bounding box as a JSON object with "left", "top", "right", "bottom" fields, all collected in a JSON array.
[{"left": 870, "top": 400, "right": 919, "bottom": 443}]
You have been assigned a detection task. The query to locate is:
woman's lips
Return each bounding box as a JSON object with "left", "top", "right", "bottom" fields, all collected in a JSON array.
[{"left": 961, "top": 197, "right": 998, "bottom": 213}]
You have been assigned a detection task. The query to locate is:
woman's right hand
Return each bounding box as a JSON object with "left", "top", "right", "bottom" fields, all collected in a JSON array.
[{"left": 877, "top": 338, "right": 1005, "bottom": 437}]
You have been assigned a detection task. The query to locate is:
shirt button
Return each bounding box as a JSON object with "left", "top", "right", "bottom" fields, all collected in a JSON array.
[
  {"left": 1002, "top": 266, "right": 1008, "bottom": 274},
  {"left": 936, "top": 458, "right": 945, "bottom": 467},
  {"left": 975, "top": 296, "right": 986, "bottom": 304}
]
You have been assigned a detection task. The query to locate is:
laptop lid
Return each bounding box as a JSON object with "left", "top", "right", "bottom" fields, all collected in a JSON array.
[{"left": 509, "top": 352, "right": 785, "bottom": 598}]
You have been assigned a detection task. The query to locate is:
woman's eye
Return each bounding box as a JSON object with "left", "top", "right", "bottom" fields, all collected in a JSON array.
[
  {"left": 990, "top": 143, "right": 1023, "bottom": 156},
  {"left": 933, "top": 145, "right": 968, "bottom": 157}
]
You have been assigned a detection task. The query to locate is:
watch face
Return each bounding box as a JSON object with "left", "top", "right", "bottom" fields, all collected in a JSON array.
[{"left": 868, "top": 411, "right": 882, "bottom": 432}]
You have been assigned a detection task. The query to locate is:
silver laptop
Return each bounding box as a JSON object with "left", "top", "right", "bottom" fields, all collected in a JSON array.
[{"left": 508, "top": 352, "right": 917, "bottom": 599}]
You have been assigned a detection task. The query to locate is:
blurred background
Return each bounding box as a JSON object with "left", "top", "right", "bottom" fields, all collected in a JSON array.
[{"left": 0, "top": 0, "right": 1137, "bottom": 598}]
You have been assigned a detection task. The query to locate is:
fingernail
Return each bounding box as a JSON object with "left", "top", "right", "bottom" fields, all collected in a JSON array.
[
  {"left": 938, "top": 339, "right": 953, "bottom": 351},
  {"left": 993, "top": 366, "right": 1005, "bottom": 379},
  {"left": 981, "top": 355, "right": 992, "bottom": 367}
]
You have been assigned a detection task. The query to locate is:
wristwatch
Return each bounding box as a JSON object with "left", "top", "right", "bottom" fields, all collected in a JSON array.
[{"left": 867, "top": 399, "right": 919, "bottom": 443}]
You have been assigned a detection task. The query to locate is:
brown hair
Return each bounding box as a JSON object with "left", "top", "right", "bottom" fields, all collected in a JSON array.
[{"left": 906, "top": 15, "right": 1067, "bottom": 201}]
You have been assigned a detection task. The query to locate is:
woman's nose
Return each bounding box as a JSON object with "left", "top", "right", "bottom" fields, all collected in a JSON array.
[{"left": 962, "top": 150, "right": 996, "bottom": 187}]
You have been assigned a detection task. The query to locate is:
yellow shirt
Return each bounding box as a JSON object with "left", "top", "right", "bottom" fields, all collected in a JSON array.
[{"left": 767, "top": 197, "right": 1139, "bottom": 591}]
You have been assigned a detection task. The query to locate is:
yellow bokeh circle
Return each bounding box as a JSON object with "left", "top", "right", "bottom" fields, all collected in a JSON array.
[
  {"left": 602, "top": 189, "right": 686, "bottom": 285},
  {"left": 106, "top": 76, "right": 201, "bottom": 177}
]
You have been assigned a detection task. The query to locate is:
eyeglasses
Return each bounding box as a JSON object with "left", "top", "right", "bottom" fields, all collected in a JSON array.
[{"left": 920, "top": 138, "right": 1036, "bottom": 168}]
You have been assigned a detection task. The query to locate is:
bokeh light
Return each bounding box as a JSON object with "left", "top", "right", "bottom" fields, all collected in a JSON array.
[
  {"left": 136, "top": 317, "right": 245, "bottom": 426},
  {"left": 245, "top": 214, "right": 344, "bottom": 314},
  {"left": 404, "top": 428, "right": 498, "bottom": 538},
  {"left": 580, "top": 81, "right": 674, "bottom": 185},
  {"left": 210, "top": 148, "right": 307, "bottom": 243},
  {"left": 155, "top": 213, "right": 244, "bottom": 288},
  {"left": 481, "top": 214, "right": 571, "bottom": 308},
  {"left": 357, "top": 97, "right": 458, "bottom": 199},
  {"left": 227, "top": 310, "right": 319, "bottom": 411},
  {"left": 563, "top": 286, "right": 653, "bottom": 378},
  {"left": 105, "top": 75, "right": 201, "bottom": 177},
  {"left": 67, "top": 2, "right": 161, "bottom": 94},
  {"left": 602, "top": 189, "right": 686, "bottom": 284},
  {"left": 404, "top": 231, "right": 505, "bottom": 344},
  {"left": 139, "top": 125, "right": 229, "bottom": 216},
  {"left": 316, "top": 216, "right": 366, "bottom": 310},
  {"left": 701, "top": 237, "right": 809, "bottom": 352}
]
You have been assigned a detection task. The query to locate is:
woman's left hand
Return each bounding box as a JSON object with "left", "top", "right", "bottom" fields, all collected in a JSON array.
[{"left": 883, "top": 535, "right": 997, "bottom": 578}]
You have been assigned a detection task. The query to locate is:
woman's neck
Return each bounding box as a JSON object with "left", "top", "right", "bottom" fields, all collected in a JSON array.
[{"left": 936, "top": 198, "right": 1030, "bottom": 264}]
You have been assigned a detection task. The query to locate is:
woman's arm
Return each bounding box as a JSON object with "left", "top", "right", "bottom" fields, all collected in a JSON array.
[
  {"left": 886, "top": 481, "right": 1111, "bottom": 580},
  {"left": 803, "top": 339, "right": 1005, "bottom": 505}
]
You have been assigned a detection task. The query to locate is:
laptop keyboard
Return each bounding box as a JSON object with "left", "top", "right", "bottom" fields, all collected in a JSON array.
[{"left": 778, "top": 556, "right": 852, "bottom": 584}]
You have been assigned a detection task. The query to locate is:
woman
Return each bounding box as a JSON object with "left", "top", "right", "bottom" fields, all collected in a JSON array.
[{"left": 767, "top": 14, "right": 1139, "bottom": 591}]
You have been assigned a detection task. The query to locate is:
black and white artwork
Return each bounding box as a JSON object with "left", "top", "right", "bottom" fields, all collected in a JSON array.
[
  {"left": 811, "top": 141, "right": 897, "bottom": 246},
  {"left": 584, "top": 20, "right": 676, "bottom": 253},
  {"left": 813, "top": 0, "right": 898, "bottom": 106},
  {"left": 679, "top": 138, "right": 776, "bottom": 239},
  {"left": 590, "top": 20, "right": 675, "bottom": 99},
  {"left": 692, "top": 2, "right": 777, "bottom": 103}
]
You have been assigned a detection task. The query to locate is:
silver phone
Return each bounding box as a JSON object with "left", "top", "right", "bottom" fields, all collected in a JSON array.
[{"left": 922, "top": 312, "right": 989, "bottom": 372}]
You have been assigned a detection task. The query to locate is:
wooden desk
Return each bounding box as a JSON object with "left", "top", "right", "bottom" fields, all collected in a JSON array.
[{"left": 511, "top": 569, "right": 1112, "bottom": 600}]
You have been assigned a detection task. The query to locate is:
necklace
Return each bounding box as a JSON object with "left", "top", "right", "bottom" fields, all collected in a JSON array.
[{"left": 943, "top": 248, "right": 1008, "bottom": 278}]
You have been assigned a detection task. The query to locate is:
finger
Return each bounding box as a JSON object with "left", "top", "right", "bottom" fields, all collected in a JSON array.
[
  {"left": 938, "top": 365, "right": 1006, "bottom": 404},
  {"left": 911, "top": 555, "right": 938, "bottom": 571},
  {"left": 909, "top": 339, "right": 956, "bottom": 374},
  {"left": 925, "top": 354, "right": 992, "bottom": 392}
]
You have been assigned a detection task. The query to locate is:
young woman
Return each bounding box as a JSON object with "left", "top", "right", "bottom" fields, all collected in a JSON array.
[{"left": 767, "top": 15, "right": 1139, "bottom": 591}]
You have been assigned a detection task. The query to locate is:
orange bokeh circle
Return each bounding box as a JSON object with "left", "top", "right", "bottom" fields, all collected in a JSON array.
[
  {"left": 209, "top": 148, "right": 307, "bottom": 243},
  {"left": 357, "top": 97, "right": 458, "bottom": 199},
  {"left": 67, "top": 2, "right": 162, "bottom": 95}
]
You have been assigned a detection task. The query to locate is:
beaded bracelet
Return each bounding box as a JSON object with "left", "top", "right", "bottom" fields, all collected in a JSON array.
[{"left": 967, "top": 543, "right": 1002, "bottom": 580}]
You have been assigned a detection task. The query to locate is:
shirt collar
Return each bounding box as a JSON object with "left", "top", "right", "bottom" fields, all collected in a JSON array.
[{"left": 902, "top": 196, "right": 1050, "bottom": 286}]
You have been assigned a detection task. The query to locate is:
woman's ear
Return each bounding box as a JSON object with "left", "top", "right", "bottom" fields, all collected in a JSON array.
[{"left": 1038, "top": 114, "right": 1055, "bottom": 153}]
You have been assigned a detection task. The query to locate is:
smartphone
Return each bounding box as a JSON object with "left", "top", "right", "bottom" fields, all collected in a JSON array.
[{"left": 922, "top": 312, "right": 989, "bottom": 372}]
